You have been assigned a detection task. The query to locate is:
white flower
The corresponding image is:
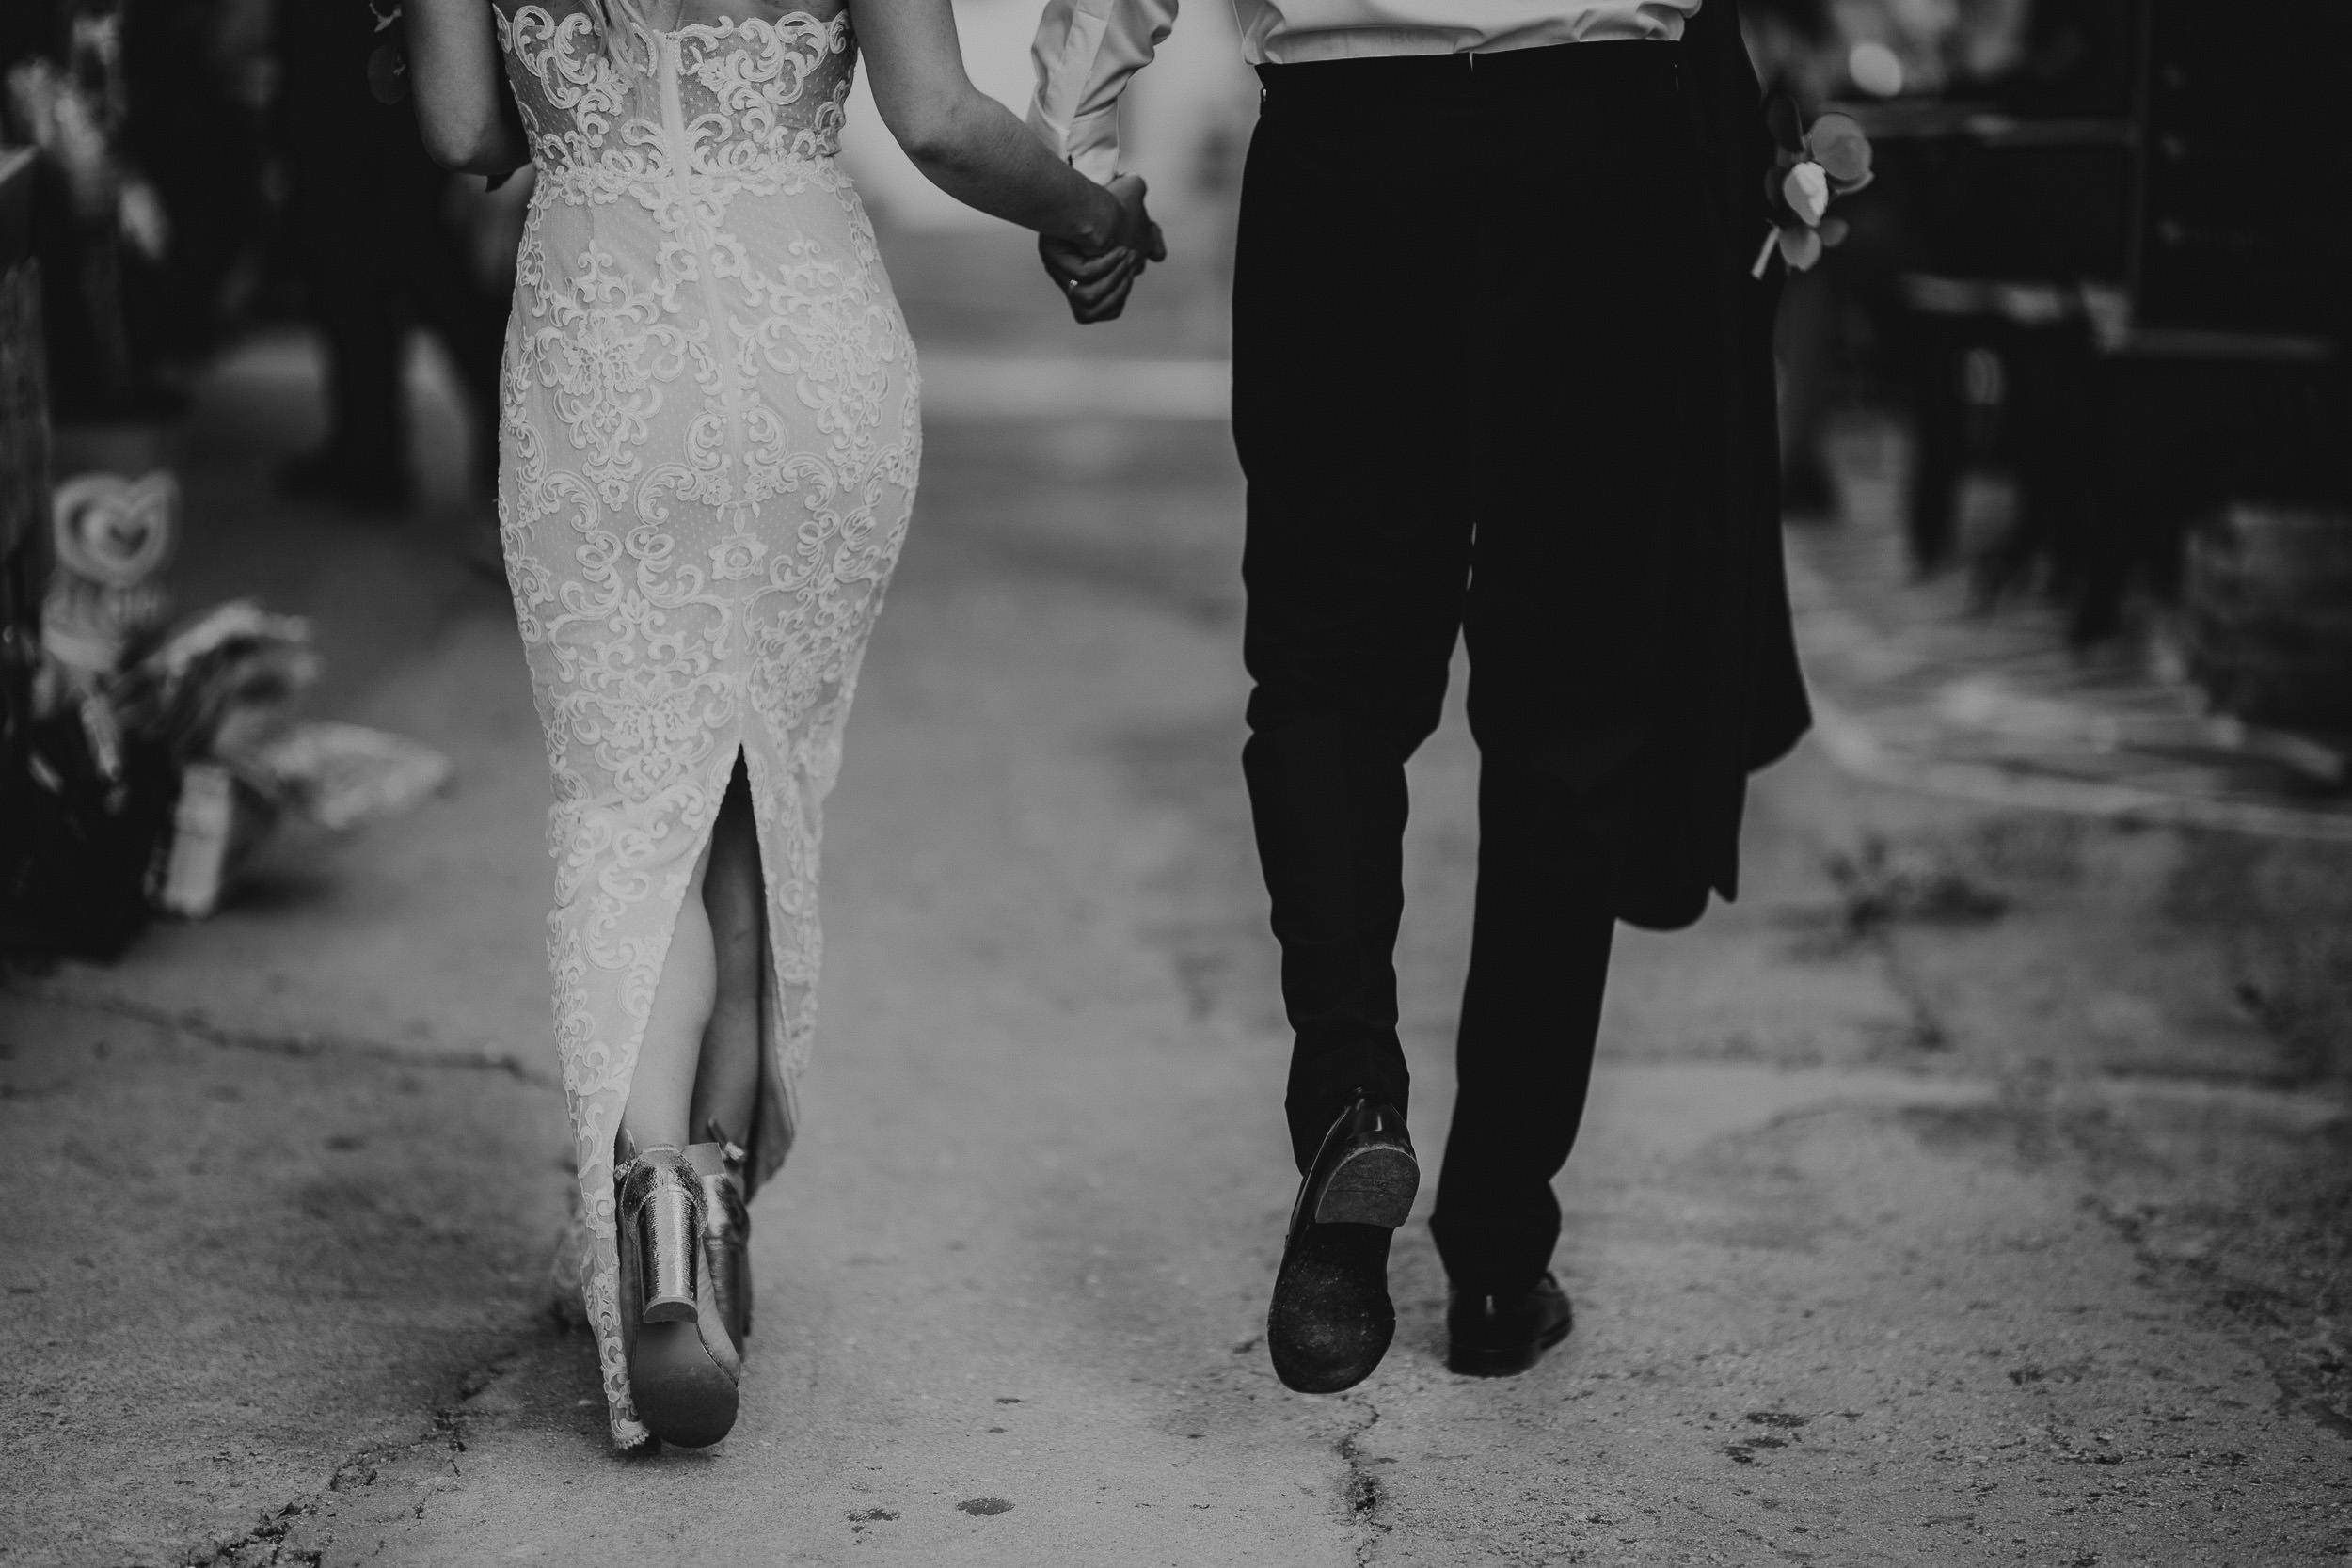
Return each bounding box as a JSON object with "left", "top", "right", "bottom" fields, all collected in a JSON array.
[
  {"left": 708, "top": 531, "right": 768, "bottom": 580},
  {"left": 1784, "top": 161, "right": 1831, "bottom": 227}
]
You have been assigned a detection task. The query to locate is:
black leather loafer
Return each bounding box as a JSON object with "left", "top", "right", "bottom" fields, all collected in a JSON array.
[
  {"left": 1446, "top": 1273, "right": 1574, "bottom": 1377},
  {"left": 1267, "top": 1097, "right": 1419, "bottom": 1394}
]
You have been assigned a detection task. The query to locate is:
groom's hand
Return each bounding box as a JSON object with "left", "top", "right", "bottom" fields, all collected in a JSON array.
[{"left": 1041, "top": 173, "right": 1166, "bottom": 325}]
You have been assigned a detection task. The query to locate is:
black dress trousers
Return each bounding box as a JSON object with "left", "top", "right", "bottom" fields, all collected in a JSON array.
[{"left": 1232, "top": 35, "right": 1806, "bottom": 1292}]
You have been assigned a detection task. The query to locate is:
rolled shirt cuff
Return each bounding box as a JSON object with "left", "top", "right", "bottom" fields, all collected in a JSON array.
[
  {"left": 1025, "top": 99, "right": 1120, "bottom": 182},
  {"left": 1064, "top": 106, "right": 1122, "bottom": 183}
]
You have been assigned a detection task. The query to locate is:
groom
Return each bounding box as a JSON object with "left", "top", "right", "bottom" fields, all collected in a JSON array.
[{"left": 1032, "top": 0, "right": 1811, "bottom": 1390}]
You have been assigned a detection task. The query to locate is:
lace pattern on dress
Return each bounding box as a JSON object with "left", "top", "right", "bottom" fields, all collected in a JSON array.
[{"left": 501, "top": 7, "right": 853, "bottom": 203}]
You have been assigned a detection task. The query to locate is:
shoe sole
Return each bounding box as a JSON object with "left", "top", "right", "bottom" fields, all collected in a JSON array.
[
  {"left": 630, "top": 1321, "right": 740, "bottom": 1447},
  {"left": 1268, "top": 1222, "right": 1396, "bottom": 1395},
  {"left": 1311, "top": 1143, "right": 1419, "bottom": 1230}
]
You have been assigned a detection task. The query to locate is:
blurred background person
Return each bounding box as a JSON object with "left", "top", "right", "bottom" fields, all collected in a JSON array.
[
  {"left": 273, "top": 0, "right": 506, "bottom": 514},
  {"left": 3, "top": 0, "right": 265, "bottom": 421}
]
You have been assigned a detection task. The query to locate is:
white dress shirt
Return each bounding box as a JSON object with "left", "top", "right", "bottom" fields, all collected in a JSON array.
[{"left": 1029, "top": 0, "right": 1704, "bottom": 181}]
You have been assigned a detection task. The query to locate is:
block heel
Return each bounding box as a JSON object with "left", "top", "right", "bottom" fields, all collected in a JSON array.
[{"left": 616, "top": 1146, "right": 742, "bottom": 1447}]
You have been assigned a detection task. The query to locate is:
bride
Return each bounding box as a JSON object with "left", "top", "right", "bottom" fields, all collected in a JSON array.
[{"left": 406, "top": 0, "right": 1159, "bottom": 1449}]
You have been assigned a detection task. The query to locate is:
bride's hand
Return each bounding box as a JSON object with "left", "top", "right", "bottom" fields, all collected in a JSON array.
[
  {"left": 1041, "top": 237, "right": 1146, "bottom": 323},
  {"left": 1040, "top": 175, "right": 1167, "bottom": 324}
]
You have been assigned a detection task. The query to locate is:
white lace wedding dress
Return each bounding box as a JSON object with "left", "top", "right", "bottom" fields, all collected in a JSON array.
[{"left": 491, "top": 0, "right": 918, "bottom": 1448}]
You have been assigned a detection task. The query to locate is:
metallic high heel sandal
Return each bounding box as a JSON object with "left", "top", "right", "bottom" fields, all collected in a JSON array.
[
  {"left": 686, "top": 1120, "right": 752, "bottom": 1352},
  {"left": 616, "top": 1145, "right": 741, "bottom": 1447}
]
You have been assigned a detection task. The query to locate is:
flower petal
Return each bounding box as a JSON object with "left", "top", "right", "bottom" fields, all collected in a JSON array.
[
  {"left": 1807, "top": 113, "right": 1874, "bottom": 183},
  {"left": 1784, "top": 162, "right": 1831, "bottom": 227}
]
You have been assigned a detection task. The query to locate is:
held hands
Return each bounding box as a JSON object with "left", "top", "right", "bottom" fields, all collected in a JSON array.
[{"left": 1040, "top": 173, "right": 1166, "bottom": 325}]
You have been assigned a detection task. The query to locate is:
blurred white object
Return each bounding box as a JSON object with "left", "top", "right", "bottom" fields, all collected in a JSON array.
[
  {"left": 140, "top": 598, "right": 310, "bottom": 685},
  {"left": 243, "top": 721, "right": 453, "bottom": 831},
  {"left": 1935, "top": 673, "right": 2347, "bottom": 784},
  {"left": 1848, "top": 40, "right": 1905, "bottom": 97},
  {"left": 116, "top": 178, "right": 169, "bottom": 261},
  {"left": 114, "top": 597, "right": 321, "bottom": 763},
  {"left": 1784, "top": 161, "right": 1831, "bottom": 225},
  {"left": 4, "top": 59, "right": 116, "bottom": 219},
  {"left": 151, "top": 762, "right": 268, "bottom": 918}
]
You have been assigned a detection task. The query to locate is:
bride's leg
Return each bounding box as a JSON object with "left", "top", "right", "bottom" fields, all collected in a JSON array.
[
  {"left": 691, "top": 762, "right": 764, "bottom": 1144},
  {"left": 621, "top": 841, "right": 718, "bottom": 1152},
  {"left": 612, "top": 816, "right": 744, "bottom": 1448}
]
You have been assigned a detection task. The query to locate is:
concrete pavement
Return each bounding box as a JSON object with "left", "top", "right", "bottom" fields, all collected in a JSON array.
[{"left": 3, "top": 230, "right": 2349, "bottom": 1567}]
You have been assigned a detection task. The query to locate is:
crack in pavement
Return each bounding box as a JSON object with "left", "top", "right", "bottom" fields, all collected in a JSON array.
[
  {"left": 179, "top": 1338, "right": 539, "bottom": 1567},
  {"left": 181, "top": 1497, "right": 326, "bottom": 1568},
  {"left": 3, "top": 985, "right": 558, "bottom": 1088},
  {"left": 1332, "top": 1392, "right": 1389, "bottom": 1567}
]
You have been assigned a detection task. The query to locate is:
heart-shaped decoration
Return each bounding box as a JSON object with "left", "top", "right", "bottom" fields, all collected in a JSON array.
[{"left": 53, "top": 470, "right": 178, "bottom": 588}]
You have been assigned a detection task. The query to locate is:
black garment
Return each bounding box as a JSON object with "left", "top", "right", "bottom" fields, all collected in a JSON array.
[
  {"left": 1234, "top": 18, "right": 1807, "bottom": 1289},
  {"left": 277, "top": 0, "right": 506, "bottom": 490},
  {"left": 1425, "top": 764, "right": 1616, "bottom": 1292},
  {"left": 120, "top": 0, "right": 267, "bottom": 367}
]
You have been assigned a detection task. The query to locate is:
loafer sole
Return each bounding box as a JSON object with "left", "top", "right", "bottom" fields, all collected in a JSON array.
[
  {"left": 1311, "top": 1143, "right": 1419, "bottom": 1230},
  {"left": 1268, "top": 1222, "right": 1396, "bottom": 1395}
]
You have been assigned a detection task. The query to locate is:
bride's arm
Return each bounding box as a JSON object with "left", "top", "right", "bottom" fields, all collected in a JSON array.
[
  {"left": 409, "top": 0, "right": 527, "bottom": 174},
  {"left": 854, "top": 0, "right": 1140, "bottom": 250}
]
